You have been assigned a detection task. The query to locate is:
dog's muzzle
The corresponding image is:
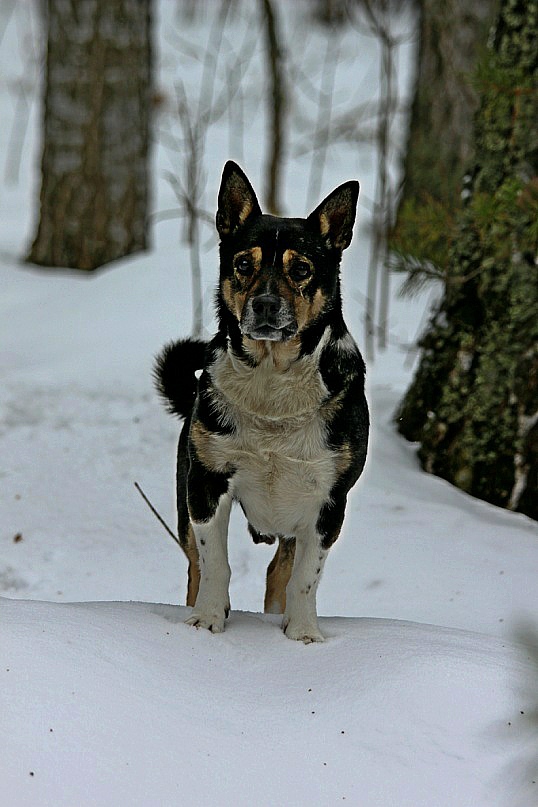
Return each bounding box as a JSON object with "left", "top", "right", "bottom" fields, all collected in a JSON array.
[{"left": 241, "top": 293, "right": 297, "bottom": 341}]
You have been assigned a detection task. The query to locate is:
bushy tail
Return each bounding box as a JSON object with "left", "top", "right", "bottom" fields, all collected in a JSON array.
[{"left": 153, "top": 339, "right": 208, "bottom": 419}]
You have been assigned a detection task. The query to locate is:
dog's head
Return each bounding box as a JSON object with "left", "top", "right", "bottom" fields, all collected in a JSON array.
[{"left": 216, "top": 161, "right": 359, "bottom": 347}]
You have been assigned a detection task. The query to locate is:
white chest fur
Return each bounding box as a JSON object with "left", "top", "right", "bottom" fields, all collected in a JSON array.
[{"left": 201, "top": 344, "right": 337, "bottom": 537}]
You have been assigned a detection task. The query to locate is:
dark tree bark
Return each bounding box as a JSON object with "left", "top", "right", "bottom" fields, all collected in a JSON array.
[
  {"left": 260, "top": 0, "right": 286, "bottom": 215},
  {"left": 397, "top": 0, "right": 497, "bottom": 210},
  {"left": 27, "top": 0, "right": 152, "bottom": 271},
  {"left": 397, "top": 0, "right": 538, "bottom": 520}
]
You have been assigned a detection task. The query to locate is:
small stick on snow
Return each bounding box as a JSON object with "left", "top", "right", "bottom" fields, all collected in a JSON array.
[{"left": 134, "top": 481, "right": 181, "bottom": 549}]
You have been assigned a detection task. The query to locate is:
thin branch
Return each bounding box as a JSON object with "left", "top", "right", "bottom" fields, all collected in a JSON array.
[
  {"left": 134, "top": 482, "right": 181, "bottom": 549},
  {"left": 306, "top": 28, "right": 340, "bottom": 205}
]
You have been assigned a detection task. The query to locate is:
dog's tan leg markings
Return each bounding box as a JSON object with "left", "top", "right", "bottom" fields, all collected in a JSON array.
[
  {"left": 282, "top": 537, "right": 328, "bottom": 643},
  {"left": 185, "top": 523, "right": 200, "bottom": 607},
  {"left": 264, "top": 538, "right": 295, "bottom": 615},
  {"left": 185, "top": 492, "right": 232, "bottom": 634}
]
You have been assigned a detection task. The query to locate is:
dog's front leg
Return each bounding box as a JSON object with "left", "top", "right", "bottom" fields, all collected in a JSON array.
[
  {"left": 283, "top": 534, "right": 328, "bottom": 643},
  {"left": 185, "top": 490, "right": 232, "bottom": 634}
]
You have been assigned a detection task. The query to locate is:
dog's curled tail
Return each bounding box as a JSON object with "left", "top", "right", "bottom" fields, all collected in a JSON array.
[{"left": 154, "top": 338, "right": 208, "bottom": 419}]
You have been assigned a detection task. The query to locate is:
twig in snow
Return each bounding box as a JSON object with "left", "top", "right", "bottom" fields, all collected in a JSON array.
[{"left": 134, "top": 481, "right": 181, "bottom": 549}]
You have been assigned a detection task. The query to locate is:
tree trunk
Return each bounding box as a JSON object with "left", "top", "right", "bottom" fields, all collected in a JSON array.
[
  {"left": 260, "top": 0, "right": 286, "bottom": 215},
  {"left": 27, "top": 0, "right": 152, "bottom": 271},
  {"left": 396, "top": 0, "right": 538, "bottom": 521},
  {"left": 398, "top": 0, "right": 496, "bottom": 210}
]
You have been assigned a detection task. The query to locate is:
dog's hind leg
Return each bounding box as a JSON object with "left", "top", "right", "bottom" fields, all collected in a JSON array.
[
  {"left": 176, "top": 422, "right": 201, "bottom": 607},
  {"left": 184, "top": 523, "right": 200, "bottom": 607},
  {"left": 264, "top": 538, "right": 295, "bottom": 615}
]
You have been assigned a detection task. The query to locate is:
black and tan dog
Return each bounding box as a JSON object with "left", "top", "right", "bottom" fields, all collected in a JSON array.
[{"left": 155, "top": 161, "right": 369, "bottom": 642}]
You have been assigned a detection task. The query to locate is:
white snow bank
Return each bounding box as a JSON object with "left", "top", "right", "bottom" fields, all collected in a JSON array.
[{"left": 2, "top": 598, "right": 536, "bottom": 807}]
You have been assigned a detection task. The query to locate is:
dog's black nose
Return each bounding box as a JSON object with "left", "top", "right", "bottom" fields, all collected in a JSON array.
[{"left": 251, "top": 294, "right": 281, "bottom": 320}]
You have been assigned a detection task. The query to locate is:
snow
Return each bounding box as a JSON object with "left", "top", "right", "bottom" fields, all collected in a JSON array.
[
  {"left": 1, "top": 2, "right": 537, "bottom": 806},
  {"left": 2, "top": 599, "right": 536, "bottom": 807}
]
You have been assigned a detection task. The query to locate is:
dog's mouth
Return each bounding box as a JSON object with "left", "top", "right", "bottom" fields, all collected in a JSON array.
[
  {"left": 241, "top": 293, "right": 297, "bottom": 342},
  {"left": 243, "top": 324, "right": 297, "bottom": 342}
]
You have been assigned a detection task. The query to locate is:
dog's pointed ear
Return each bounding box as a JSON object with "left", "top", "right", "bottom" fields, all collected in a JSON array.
[
  {"left": 216, "top": 161, "right": 262, "bottom": 238},
  {"left": 307, "top": 181, "right": 360, "bottom": 251}
]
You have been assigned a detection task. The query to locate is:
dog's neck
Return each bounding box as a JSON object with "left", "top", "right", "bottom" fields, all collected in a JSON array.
[
  {"left": 240, "top": 335, "right": 302, "bottom": 371},
  {"left": 212, "top": 328, "right": 332, "bottom": 427},
  {"left": 219, "top": 305, "right": 337, "bottom": 372}
]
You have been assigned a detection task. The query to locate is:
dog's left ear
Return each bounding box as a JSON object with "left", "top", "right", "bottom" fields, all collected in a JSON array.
[
  {"left": 307, "top": 181, "right": 360, "bottom": 251},
  {"left": 216, "top": 161, "right": 262, "bottom": 238}
]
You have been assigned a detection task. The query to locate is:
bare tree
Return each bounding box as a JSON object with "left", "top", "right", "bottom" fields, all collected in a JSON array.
[
  {"left": 306, "top": 27, "right": 341, "bottom": 205},
  {"left": 160, "top": 1, "right": 268, "bottom": 336},
  {"left": 260, "top": 0, "right": 287, "bottom": 215},
  {"left": 163, "top": 1, "right": 232, "bottom": 337},
  {"left": 360, "top": 0, "right": 401, "bottom": 358},
  {"left": 288, "top": 2, "right": 414, "bottom": 359}
]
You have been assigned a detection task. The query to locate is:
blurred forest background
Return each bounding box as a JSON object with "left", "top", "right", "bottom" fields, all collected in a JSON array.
[{"left": 1, "top": 0, "right": 536, "bottom": 520}]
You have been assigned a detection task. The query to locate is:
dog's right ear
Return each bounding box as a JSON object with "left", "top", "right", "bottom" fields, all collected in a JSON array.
[
  {"left": 307, "top": 180, "right": 359, "bottom": 252},
  {"left": 216, "top": 161, "right": 262, "bottom": 238}
]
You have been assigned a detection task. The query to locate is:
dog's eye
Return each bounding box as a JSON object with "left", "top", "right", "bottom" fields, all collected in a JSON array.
[
  {"left": 289, "top": 261, "right": 312, "bottom": 282},
  {"left": 235, "top": 257, "right": 254, "bottom": 276}
]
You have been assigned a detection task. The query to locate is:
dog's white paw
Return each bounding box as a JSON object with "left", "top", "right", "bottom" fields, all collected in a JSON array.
[
  {"left": 282, "top": 615, "right": 325, "bottom": 644},
  {"left": 185, "top": 606, "right": 228, "bottom": 634}
]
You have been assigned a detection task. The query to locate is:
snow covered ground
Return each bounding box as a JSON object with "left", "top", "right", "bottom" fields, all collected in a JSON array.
[
  {"left": 1, "top": 2, "right": 537, "bottom": 806},
  {"left": 3, "top": 598, "right": 537, "bottom": 807}
]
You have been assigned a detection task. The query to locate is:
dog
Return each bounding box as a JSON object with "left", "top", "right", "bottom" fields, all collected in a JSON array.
[{"left": 155, "top": 161, "right": 369, "bottom": 642}]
